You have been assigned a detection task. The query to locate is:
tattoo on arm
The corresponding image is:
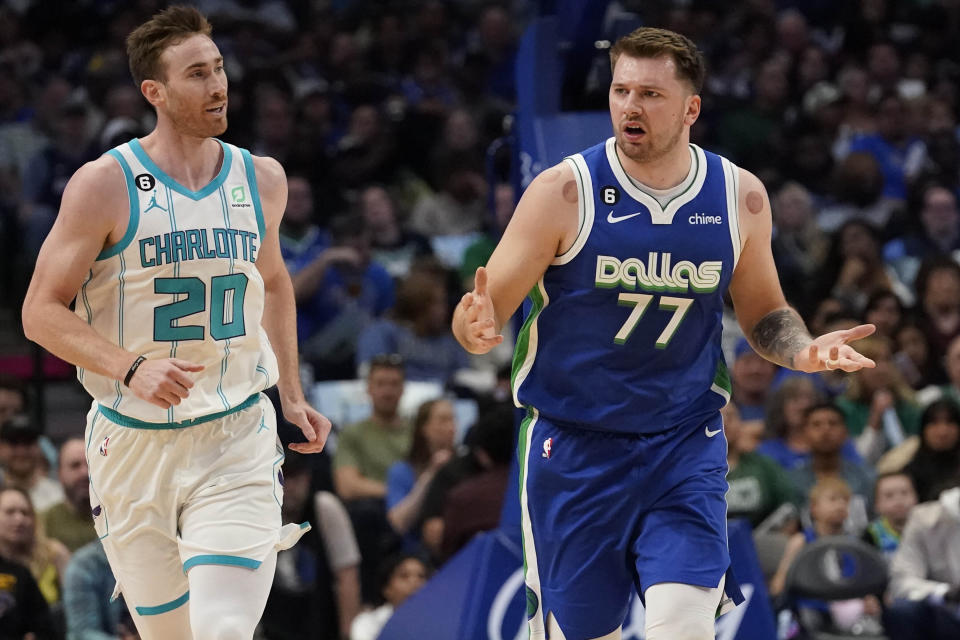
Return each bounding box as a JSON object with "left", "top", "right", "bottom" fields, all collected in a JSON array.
[{"left": 750, "top": 308, "right": 812, "bottom": 368}]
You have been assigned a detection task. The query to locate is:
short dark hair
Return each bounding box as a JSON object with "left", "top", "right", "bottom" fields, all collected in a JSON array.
[
  {"left": 803, "top": 402, "right": 845, "bottom": 425},
  {"left": 126, "top": 5, "right": 213, "bottom": 86},
  {"left": 609, "top": 27, "right": 705, "bottom": 93},
  {"left": 874, "top": 471, "right": 915, "bottom": 501},
  {"left": 368, "top": 353, "right": 405, "bottom": 377}
]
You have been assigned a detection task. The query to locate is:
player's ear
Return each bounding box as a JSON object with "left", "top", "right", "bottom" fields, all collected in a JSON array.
[
  {"left": 684, "top": 94, "right": 701, "bottom": 126},
  {"left": 141, "top": 79, "right": 164, "bottom": 108}
]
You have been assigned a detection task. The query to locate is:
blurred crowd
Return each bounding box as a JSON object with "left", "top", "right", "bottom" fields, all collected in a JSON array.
[{"left": 3, "top": 0, "right": 960, "bottom": 638}]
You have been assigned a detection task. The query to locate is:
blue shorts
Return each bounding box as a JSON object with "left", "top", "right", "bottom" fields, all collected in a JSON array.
[{"left": 518, "top": 408, "right": 744, "bottom": 639}]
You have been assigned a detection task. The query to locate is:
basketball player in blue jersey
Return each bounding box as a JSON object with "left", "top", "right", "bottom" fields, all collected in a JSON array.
[
  {"left": 21, "top": 7, "right": 330, "bottom": 640},
  {"left": 454, "top": 28, "right": 876, "bottom": 640}
]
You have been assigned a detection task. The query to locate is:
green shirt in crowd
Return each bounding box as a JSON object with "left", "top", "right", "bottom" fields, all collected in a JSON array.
[
  {"left": 835, "top": 396, "right": 922, "bottom": 437},
  {"left": 726, "top": 452, "right": 799, "bottom": 528},
  {"left": 333, "top": 417, "right": 413, "bottom": 484},
  {"left": 40, "top": 502, "right": 96, "bottom": 552}
]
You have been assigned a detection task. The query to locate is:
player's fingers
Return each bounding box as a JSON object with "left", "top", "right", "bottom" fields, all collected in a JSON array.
[
  {"left": 829, "top": 345, "right": 840, "bottom": 361},
  {"left": 804, "top": 344, "right": 817, "bottom": 367},
  {"left": 289, "top": 441, "right": 324, "bottom": 454},
  {"left": 157, "top": 390, "right": 180, "bottom": 406},
  {"left": 841, "top": 323, "right": 877, "bottom": 343},
  {"left": 474, "top": 267, "right": 488, "bottom": 296},
  {"left": 171, "top": 358, "right": 205, "bottom": 372},
  {"left": 165, "top": 381, "right": 190, "bottom": 399},
  {"left": 146, "top": 395, "right": 171, "bottom": 409},
  {"left": 169, "top": 368, "right": 195, "bottom": 389}
]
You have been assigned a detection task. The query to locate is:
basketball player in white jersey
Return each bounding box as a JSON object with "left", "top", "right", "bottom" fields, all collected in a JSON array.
[{"left": 21, "top": 6, "right": 330, "bottom": 639}]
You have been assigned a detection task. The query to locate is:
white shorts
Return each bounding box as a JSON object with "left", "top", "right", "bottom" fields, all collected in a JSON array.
[{"left": 85, "top": 393, "right": 308, "bottom": 617}]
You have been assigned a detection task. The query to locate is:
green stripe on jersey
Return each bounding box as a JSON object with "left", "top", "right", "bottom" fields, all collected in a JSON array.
[{"left": 510, "top": 282, "right": 546, "bottom": 393}]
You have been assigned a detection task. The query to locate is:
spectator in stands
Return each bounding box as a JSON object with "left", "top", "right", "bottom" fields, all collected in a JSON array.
[
  {"left": 724, "top": 402, "right": 799, "bottom": 529},
  {"left": 885, "top": 477, "right": 960, "bottom": 639},
  {"left": 278, "top": 175, "right": 330, "bottom": 273},
  {"left": 263, "top": 452, "right": 361, "bottom": 640},
  {"left": 837, "top": 335, "right": 922, "bottom": 464},
  {"left": 350, "top": 552, "right": 429, "bottom": 640},
  {"left": 0, "top": 487, "right": 69, "bottom": 606},
  {"left": 789, "top": 403, "right": 875, "bottom": 533},
  {"left": 862, "top": 289, "right": 903, "bottom": 341},
  {"left": 418, "top": 404, "right": 514, "bottom": 561},
  {"left": 63, "top": 539, "right": 130, "bottom": 639},
  {"left": 334, "top": 354, "right": 409, "bottom": 602},
  {"left": 760, "top": 376, "right": 865, "bottom": 471},
  {"left": 846, "top": 92, "right": 925, "bottom": 202},
  {"left": 40, "top": 438, "right": 94, "bottom": 553},
  {"left": 770, "top": 181, "right": 829, "bottom": 311},
  {"left": 918, "top": 333, "right": 960, "bottom": 407},
  {"left": 440, "top": 403, "right": 514, "bottom": 560},
  {"left": 771, "top": 477, "right": 883, "bottom": 634},
  {"left": 863, "top": 471, "right": 917, "bottom": 561},
  {"left": 357, "top": 271, "right": 469, "bottom": 385},
  {"left": 20, "top": 94, "right": 97, "bottom": 257},
  {"left": 903, "top": 400, "right": 960, "bottom": 503},
  {"left": 813, "top": 219, "right": 912, "bottom": 315},
  {"left": 334, "top": 355, "right": 411, "bottom": 502},
  {"left": 460, "top": 182, "right": 515, "bottom": 291},
  {"left": 359, "top": 184, "right": 433, "bottom": 280},
  {"left": 884, "top": 182, "right": 960, "bottom": 288},
  {"left": 408, "top": 158, "right": 488, "bottom": 238},
  {"left": 331, "top": 103, "right": 398, "bottom": 192},
  {"left": 731, "top": 337, "right": 777, "bottom": 421},
  {"left": 293, "top": 216, "right": 395, "bottom": 380},
  {"left": 386, "top": 398, "right": 455, "bottom": 544},
  {"left": 0, "top": 373, "right": 26, "bottom": 424},
  {"left": 915, "top": 257, "right": 960, "bottom": 367},
  {"left": 894, "top": 319, "right": 936, "bottom": 390},
  {"left": 0, "top": 416, "right": 61, "bottom": 511},
  {"left": 0, "top": 543, "right": 55, "bottom": 639}
]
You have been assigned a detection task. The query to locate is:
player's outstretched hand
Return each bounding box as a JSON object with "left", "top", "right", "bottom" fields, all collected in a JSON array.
[
  {"left": 128, "top": 357, "right": 204, "bottom": 409},
  {"left": 793, "top": 323, "right": 877, "bottom": 373},
  {"left": 285, "top": 400, "right": 332, "bottom": 454},
  {"left": 456, "top": 266, "right": 504, "bottom": 355}
]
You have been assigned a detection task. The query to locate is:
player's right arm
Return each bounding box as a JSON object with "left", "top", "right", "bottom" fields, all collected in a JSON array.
[
  {"left": 452, "top": 163, "right": 579, "bottom": 354},
  {"left": 21, "top": 158, "right": 201, "bottom": 409}
]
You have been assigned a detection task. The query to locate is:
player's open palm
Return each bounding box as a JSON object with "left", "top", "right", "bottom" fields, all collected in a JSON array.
[
  {"left": 285, "top": 401, "right": 332, "bottom": 454},
  {"left": 128, "top": 358, "right": 204, "bottom": 409},
  {"left": 793, "top": 324, "right": 877, "bottom": 373},
  {"left": 458, "top": 266, "right": 503, "bottom": 354}
]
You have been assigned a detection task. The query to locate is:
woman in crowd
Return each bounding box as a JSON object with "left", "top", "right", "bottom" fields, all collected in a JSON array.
[
  {"left": 386, "top": 398, "right": 456, "bottom": 545},
  {"left": 0, "top": 486, "right": 69, "bottom": 606},
  {"left": 350, "top": 553, "right": 430, "bottom": 640},
  {"left": 903, "top": 399, "right": 960, "bottom": 502}
]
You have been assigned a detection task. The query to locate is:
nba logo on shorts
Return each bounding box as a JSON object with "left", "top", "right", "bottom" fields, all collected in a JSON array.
[
  {"left": 542, "top": 437, "right": 553, "bottom": 459},
  {"left": 99, "top": 436, "right": 110, "bottom": 457}
]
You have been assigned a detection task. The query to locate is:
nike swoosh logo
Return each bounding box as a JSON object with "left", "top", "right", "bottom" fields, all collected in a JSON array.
[
  {"left": 705, "top": 426, "right": 722, "bottom": 437},
  {"left": 607, "top": 210, "right": 646, "bottom": 224}
]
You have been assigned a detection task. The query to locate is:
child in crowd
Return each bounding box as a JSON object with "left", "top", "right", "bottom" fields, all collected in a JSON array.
[{"left": 863, "top": 472, "right": 917, "bottom": 560}]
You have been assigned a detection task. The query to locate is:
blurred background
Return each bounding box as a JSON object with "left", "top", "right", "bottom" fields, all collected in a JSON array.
[{"left": 4, "top": 0, "right": 960, "bottom": 639}]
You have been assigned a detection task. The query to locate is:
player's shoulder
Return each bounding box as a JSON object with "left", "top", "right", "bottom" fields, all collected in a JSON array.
[
  {"left": 247, "top": 153, "right": 286, "bottom": 192},
  {"left": 62, "top": 154, "right": 128, "bottom": 209}
]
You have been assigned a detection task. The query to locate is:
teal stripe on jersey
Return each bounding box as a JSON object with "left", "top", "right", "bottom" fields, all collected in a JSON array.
[
  {"left": 98, "top": 392, "right": 259, "bottom": 429},
  {"left": 135, "top": 590, "right": 190, "bottom": 616},
  {"left": 98, "top": 150, "right": 141, "bottom": 260},
  {"left": 256, "top": 364, "right": 270, "bottom": 388},
  {"left": 239, "top": 148, "right": 266, "bottom": 241},
  {"left": 183, "top": 555, "right": 261, "bottom": 573},
  {"left": 129, "top": 138, "right": 232, "bottom": 201},
  {"left": 165, "top": 185, "right": 179, "bottom": 421},
  {"left": 214, "top": 186, "right": 234, "bottom": 410},
  {"left": 79, "top": 269, "right": 94, "bottom": 382},
  {"left": 112, "top": 252, "right": 127, "bottom": 410}
]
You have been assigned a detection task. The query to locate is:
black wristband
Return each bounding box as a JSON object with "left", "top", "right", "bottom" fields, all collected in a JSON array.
[{"left": 123, "top": 355, "right": 146, "bottom": 387}]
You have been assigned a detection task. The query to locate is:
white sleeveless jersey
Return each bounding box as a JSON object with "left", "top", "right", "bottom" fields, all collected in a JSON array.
[{"left": 76, "top": 138, "right": 279, "bottom": 425}]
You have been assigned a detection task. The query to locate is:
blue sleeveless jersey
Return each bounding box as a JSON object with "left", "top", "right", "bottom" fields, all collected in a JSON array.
[{"left": 512, "top": 138, "right": 743, "bottom": 435}]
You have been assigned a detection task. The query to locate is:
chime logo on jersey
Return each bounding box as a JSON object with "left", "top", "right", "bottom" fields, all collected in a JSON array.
[
  {"left": 542, "top": 437, "right": 552, "bottom": 459},
  {"left": 595, "top": 252, "right": 722, "bottom": 294},
  {"left": 99, "top": 436, "right": 110, "bottom": 457}
]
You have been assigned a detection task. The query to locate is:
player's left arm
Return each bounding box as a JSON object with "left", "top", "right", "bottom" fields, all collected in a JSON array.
[
  {"left": 728, "top": 168, "right": 876, "bottom": 373},
  {"left": 253, "top": 155, "right": 331, "bottom": 453}
]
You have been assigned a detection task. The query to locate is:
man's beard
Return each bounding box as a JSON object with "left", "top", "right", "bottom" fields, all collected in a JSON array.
[{"left": 616, "top": 121, "right": 683, "bottom": 164}]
